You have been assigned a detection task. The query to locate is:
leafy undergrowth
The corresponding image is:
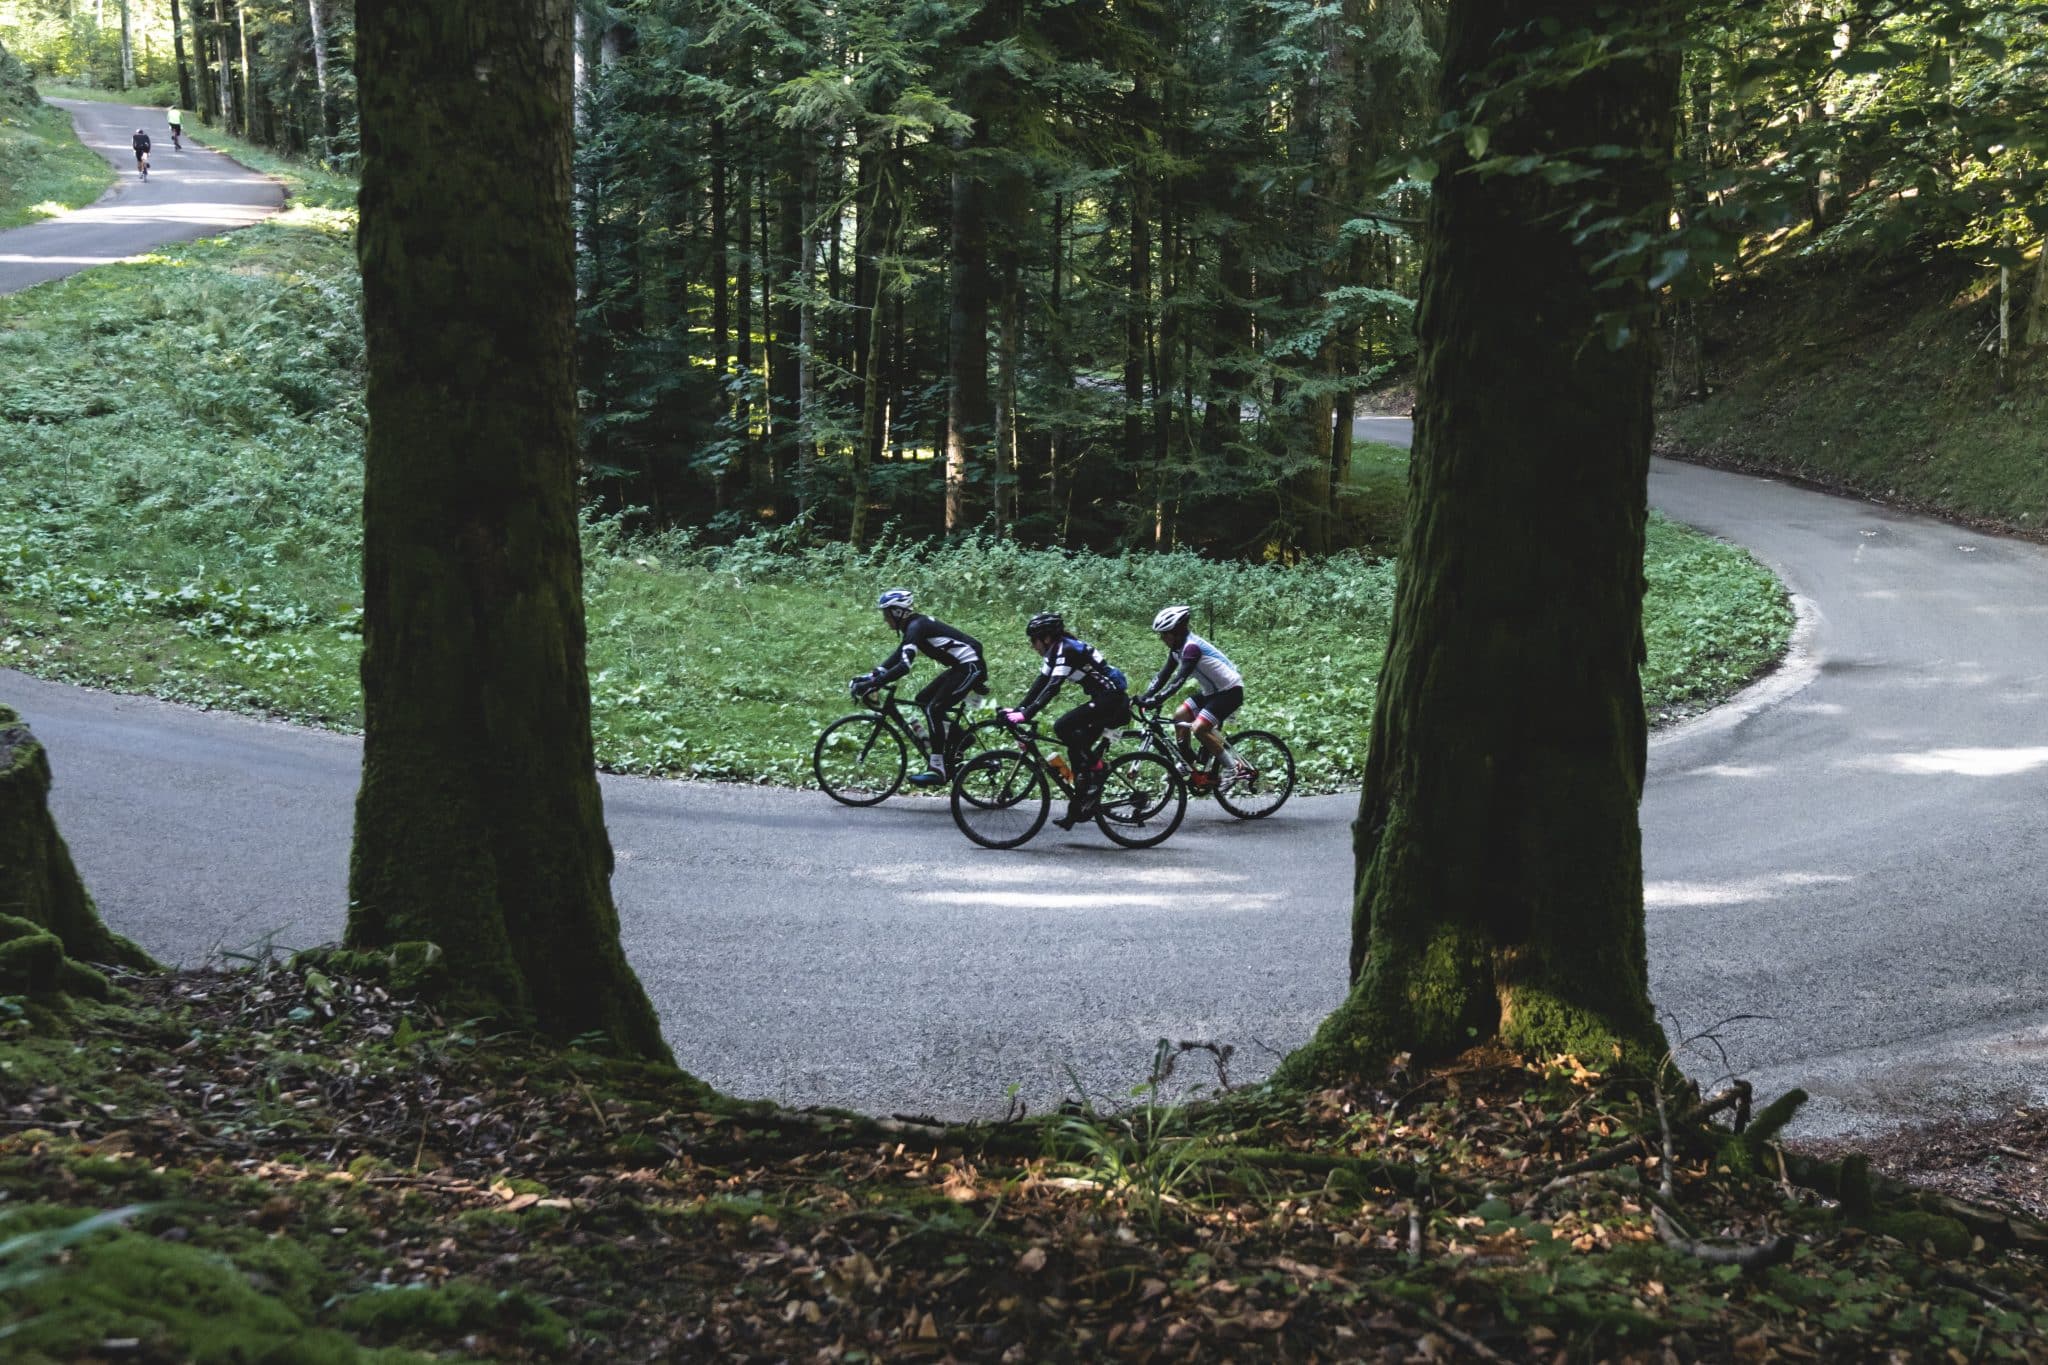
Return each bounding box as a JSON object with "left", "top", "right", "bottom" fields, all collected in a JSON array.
[
  {"left": 3, "top": 964, "right": 2045, "bottom": 1361},
  {"left": 1659, "top": 249, "right": 2048, "bottom": 535}
]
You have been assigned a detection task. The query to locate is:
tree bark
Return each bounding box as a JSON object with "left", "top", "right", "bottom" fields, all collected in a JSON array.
[
  {"left": 169, "top": 0, "right": 196, "bottom": 121},
  {"left": 306, "top": 0, "right": 333, "bottom": 147},
  {"left": 212, "top": 0, "right": 235, "bottom": 132},
  {"left": 351, "top": 0, "right": 672, "bottom": 1062},
  {"left": 118, "top": 0, "right": 133, "bottom": 88},
  {"left": 0, "top": 705, "right": 155, "bottom": 992},
  {"left": 1278, "top": 0, "right": 1680, "bottom": 1087},
  {"left": 945, "top": 131, "right": 991, "bottom": 534}
]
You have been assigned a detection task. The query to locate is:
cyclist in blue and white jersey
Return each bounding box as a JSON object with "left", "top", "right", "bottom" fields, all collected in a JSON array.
[
  {"left": 1001, "top": 612, "right": 1132, "bottom": 828},
  {"left": 850, "top": 589, "right": 987, "bottom": 787},
  {"left": 1136, "top": 605, "right": 1245, "bottom": 791}
]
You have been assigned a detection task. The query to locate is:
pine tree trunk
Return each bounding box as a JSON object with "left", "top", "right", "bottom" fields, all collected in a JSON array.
[
  {"left": 212, "top": 0, "right": 235, "bottom": 132},
  {"left": 1278, "top": 0, "right": 1680, "bottom": 1087},
  {"left": 118, "top": 0, "right": 133, "bottom": 88},
  {"left": 351, "top": 0, "right": 671, "bottom": 1063},
  {"left": 306, "top": 0, "right": 333, "bottom": 147},
  {"left": 169, "top": 0, "right": 196, "bottom": 120},
  {"left": 235, "top": 0, "right": 252, "bottom": 138},
  {"left": 945, "top": 132, "right": 991, "bottom": 534},
  {"left": 769, "top": 153, "right": 803, "bottom": 502}
]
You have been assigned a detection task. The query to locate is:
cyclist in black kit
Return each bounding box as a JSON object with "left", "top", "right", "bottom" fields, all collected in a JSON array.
[
  {"left": 1002, "top": 612, "right": 1132, "bottom": 829},
  {"left": 851, "top": 589, "right": 987, "bottom": 787},
  {"left": 131, "top": 128, "right": 152, "bottom": 179}
]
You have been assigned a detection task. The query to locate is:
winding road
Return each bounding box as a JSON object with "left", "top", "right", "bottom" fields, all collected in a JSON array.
[{"left": 5, "top": 106, "right": 2044, "bottom": 1136}]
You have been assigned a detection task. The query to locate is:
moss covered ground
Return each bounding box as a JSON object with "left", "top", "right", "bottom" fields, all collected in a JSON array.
[{"left": 1, "top": 961, "right": 2044, "bottom": 1359}]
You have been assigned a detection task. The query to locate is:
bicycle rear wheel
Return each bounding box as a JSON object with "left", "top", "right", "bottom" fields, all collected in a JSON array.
[
  {"left": 1213, "top": 730, "right": 1294, "bottom": 820},
  {"left": 812, "top": 713, "right": 906, "bottom": 806},
  {"left": 951, "top": 750, "right": 1049, "bottom": 849},
  {"left": 1093, "top": 750, "right": 1187, "bottom": 849}
]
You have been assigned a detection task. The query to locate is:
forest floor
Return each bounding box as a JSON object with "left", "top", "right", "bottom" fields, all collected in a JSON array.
[{"left": 3, "top": 959, "right": 2047, "bottom": 1362}]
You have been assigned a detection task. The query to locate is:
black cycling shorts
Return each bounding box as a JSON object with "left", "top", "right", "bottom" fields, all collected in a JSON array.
[{"left": 1185, "top": 685, "right": 1243, "bottom": 727}]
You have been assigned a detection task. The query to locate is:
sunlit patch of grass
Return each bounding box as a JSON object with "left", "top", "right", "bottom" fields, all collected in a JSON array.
[{"left": 0, "top": 101, "right": 113, "bottom": 227}]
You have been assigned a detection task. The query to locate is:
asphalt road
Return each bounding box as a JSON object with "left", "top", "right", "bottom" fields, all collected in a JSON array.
[
  {"left": 0, "top": 99, "right": 282, "bottom": 294},
  {"left": 6, "top": 118, "right": 2045, "bottom": 1134}
]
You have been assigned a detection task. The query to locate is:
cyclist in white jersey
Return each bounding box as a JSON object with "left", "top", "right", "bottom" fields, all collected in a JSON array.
[{"left": 1136, "top": 605, "right": 1246, "bottom": 790}]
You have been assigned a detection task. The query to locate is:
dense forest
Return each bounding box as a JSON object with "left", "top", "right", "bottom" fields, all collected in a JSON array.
[{"left": 4, "top": 0, "right": 2043, "bottom": 556}]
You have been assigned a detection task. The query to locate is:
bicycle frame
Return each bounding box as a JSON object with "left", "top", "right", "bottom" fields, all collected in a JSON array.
[
  {"left": 1127, "top": 705, "right": 1237, "bottom": 779},
  {"left": 993, "top": 720, "right": 1081, "bottom": 802},
  {"left": 857, "top": 685, "right": 986, "bottom": 767}
]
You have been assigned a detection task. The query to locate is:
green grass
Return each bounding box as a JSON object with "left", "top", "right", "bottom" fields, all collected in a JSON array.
[
  {"left": 1660, "top": 253, "right": 2048, "bottom": 531},
  {"left": 0, "top": 97, "right": 113, "bottom": 228},
  {"left": 0, "top": 215, "right": 1791, "bottom": 793}
]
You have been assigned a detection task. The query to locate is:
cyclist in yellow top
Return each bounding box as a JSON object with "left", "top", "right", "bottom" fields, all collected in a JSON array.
[{"left": 166, "top": 107, "right": 183, "bottom": 150}]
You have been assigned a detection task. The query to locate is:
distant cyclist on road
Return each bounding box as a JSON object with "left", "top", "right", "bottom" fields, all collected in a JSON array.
[
  {"left": 131, "top": 128, "right": 151, "bottom": 178},
  {"left": 1137, "top": 605, "right": 1245, "bottom": 792},
  {"left": 1002, "top": 612, "right": 1132, "bottom": 829},
  {"left": 166, "top": 106, "right": 183, "bottom": 150},
  {"left": 849, "top": 589, "right": 987, "bottom": 787}
]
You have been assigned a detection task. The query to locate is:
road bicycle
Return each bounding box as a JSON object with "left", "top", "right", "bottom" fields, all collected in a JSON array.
[
  {"left": 950, "top": 717, "right": 1187, "bottom": 850},
  {"left": 136, "top": 151, "right": 149, "bottom": 180},
  {"left": 1124, "top": 701, "right": 1295, "bottom": 819},
  {"left": 811, "top": 684, "right": 1006, "bottom": 806}
]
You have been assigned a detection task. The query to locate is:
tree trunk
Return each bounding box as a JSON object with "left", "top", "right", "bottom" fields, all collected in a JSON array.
[
  {"left": 0, "top": 705, "right": 156, "bottom": 996},
  {"left": 1278, "top": 0, "right": 1680, "bottom": 1087},
  {"left": 945, "top": 132, "right": 991, "bottom": 534},
  {"left": 235, "top": 0, "right": 252, "bottom": 138},
  {"left": 306, "top": 0, "right": 333, "bottom": 147},
  {"left": 169, "top": 0, "right": 196, "bottom": 120},
  {"left": 351, "top": 0, "right": 672, "bottom": 1062},
  {"left": 118, "top": 0, "right": 133, "bottom": 88},
  {"left": 2028, "top": 239, "right": 2048, "bottom": 349},
  {"left": 769, "top": 151, "right": 803, "bottom": 503},
  {"left": 212, "top": 0, "right": 235, "bottom": 132},
  {"left": 992, "top": 247, "right": 1022, "bottom": 535}
]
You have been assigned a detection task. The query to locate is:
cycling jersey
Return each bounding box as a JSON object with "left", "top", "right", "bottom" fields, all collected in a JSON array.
[
  {"left": 132, "top": 133, "right": 152, "bottom": 156},
  {"left": 1143, "top": 632, "right": 1241, "bottom": 702},
  {"left": 1019, "top": 636, "right": 1127, "bottom": 718},
  {"left": 866, "top": 614, "right": 983, "bottom": 687}
]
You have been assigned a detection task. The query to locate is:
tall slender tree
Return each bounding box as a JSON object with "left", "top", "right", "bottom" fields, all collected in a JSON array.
[
  {"left": 351, "top": 0, "right": 672, "bottom": 1061},
  {"left": 1278, "top": 0, "right": 1683, "bottom": 1085}
]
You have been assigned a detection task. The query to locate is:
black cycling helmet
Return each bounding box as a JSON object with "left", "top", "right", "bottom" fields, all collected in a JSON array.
[{"left": 1025, "top": 611, "right": 1063, "bottom": 639}]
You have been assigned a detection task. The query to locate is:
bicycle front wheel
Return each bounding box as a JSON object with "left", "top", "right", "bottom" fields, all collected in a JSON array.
[
  {"left": 1214, "top": 731, "right": 1295, "bottom": 820},
  {"left": 812, "top": 713, "right": 906, "bottom": 806},
  {"left": 1093, "top": 750, "right": 1187, "bottom": 849},
  {"left": 951, "top": 750, "right": 1050, "bottom": 849}
]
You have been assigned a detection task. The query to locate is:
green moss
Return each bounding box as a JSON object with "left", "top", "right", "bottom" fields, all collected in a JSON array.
[
  {"left": 333, "top": 1282, "right": 568, "bottom": 1353},
  {"left": 1, "top": 1218, "right": 424, "bottom": 1363},
  {"left": 1866, "top": 1211, "right": 1973, "bottom": 1259}
]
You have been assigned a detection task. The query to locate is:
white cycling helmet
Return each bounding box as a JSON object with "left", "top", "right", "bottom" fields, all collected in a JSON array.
[
  {"left": 1151, "top": 605, "right": 1192, "bottom": 634},
  {"left": 878, "top": 588, "right": 914, "bottom": 612}
]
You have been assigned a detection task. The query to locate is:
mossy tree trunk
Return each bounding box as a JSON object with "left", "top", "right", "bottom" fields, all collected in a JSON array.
[
  {"left": 0, "top": 705, "right": 155, "bottom": 996},
  {"left": 350, "top": 0, "right": 672, "bottom": 1064},
  {"left": 1278, "top": 0, "right": 1681, "bottom": 1087}
]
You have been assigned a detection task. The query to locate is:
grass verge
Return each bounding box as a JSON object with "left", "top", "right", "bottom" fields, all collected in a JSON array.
[
  {"left": 1659, "top": 251, "right": 2048, "bottom": 532},
  {"left": 0, "top": 96, "right": 113, "bottom": 228},
  {"left": 1, "top": 961, "right": 2044, "bottom": 1359},
  {"left": 0, "top": 216, "right": 1789, "bottom": 793}
]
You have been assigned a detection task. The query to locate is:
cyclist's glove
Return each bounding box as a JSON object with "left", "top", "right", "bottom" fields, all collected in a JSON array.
[
  {"left": 1001, "top": 708, "right": 1029, "bottom": 727},
  {"left": 849, "top": 675, "right": 873, "bottom": 700}
]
